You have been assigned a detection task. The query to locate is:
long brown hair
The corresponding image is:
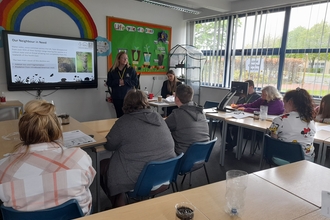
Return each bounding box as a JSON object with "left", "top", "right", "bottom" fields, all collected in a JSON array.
[
  {"left": 110, "top": 51, "right": 130, "bottom": 71},
  {"left": 166, "top": 70, "right": 180, "bottom": 94},
  {"left": 16, "top": 100, "right": 63, "bottom": 153},
  {"left": 283, "top": 88, "right": 314, "bottom": 122},
  {"left": 319, "top": 94, "right": 330, "bottom": 119}
]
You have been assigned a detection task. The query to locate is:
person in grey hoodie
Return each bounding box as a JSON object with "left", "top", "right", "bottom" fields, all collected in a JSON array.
[
  {"left": 101, "top": 89, "right": 176, "bottom": 208},
  {"left": 165, "top": 84, "right": 210, "bottom": 155}
]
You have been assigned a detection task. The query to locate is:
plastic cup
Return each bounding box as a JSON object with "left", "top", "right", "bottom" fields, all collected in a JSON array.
[
  {"left": 157, "top": 96, "right": 162, "bottom": 102},
  {"left": 175, "top": 202, "right": 195, "bottom": 220},
  {"left": 253, "top": 111, "right": 260, "bottom": 120},
  {"left": 260, "top": 105, "right": 268, "bottom": 121},
  {"left": 225, "top": 170, "right": 248, "bottom": 216}
]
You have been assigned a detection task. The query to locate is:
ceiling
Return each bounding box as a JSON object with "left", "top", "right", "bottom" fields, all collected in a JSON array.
[
  {"left": 160, "top": 0, "right": 240, "bottom": 13},
  {"left": 137, "top": 0, "right": 245, "bottom": 20}
]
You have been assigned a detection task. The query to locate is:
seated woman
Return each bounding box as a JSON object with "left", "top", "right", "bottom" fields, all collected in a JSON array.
[
  {"left": 269, "top": 88, "right": 316, "bottom": 161},
  {"left": 315, "top": 94, "right": 330, "bottom": 124},
  {"left": 161, "top": 70, "right": 182, "bottom": 115},
  {"left": 231, "top": 85, "right": 284, "bottom": 115},
  {"left": 0, "top": 100, "right": 95, "bottom": 215},
  {"left": 101, "top": 89, "right": 176, "bottom": 208}
]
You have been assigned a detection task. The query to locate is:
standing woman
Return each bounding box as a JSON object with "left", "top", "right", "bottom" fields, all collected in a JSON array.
[
  {"left": 161, "top": 70, "right": 182, "bottom": 98},
  {"left": 269, "top": 88, "right": 316, "bottom": 161},
  {"left": 107, "top": 51, "right": 138, "bottom": 118}
]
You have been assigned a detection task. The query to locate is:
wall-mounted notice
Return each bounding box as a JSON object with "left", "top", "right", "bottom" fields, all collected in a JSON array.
[{"left": 107, "top": 17, "right": 171, "bottom": 74}]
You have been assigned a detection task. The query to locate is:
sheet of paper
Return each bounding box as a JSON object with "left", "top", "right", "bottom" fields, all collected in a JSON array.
[
  {"left": 227, "top": 112, "right": 252, "bottom": 119},
  {"left": 63, "top": 130, "right": 96, "bottom": 148},
  {"left": 321, "top": 191, "right": 330, "bottom": 217},
  {"left": 203, "top": 107, "right": 218, "bottom": 113},
  {"left": 316, "top": 125, "right": 330, "bottom": 132}
]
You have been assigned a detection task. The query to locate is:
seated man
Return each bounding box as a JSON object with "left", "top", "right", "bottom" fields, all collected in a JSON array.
[
  {"left": 165, "top": 84, "right": 210, "bottom": 154},
  {"left": 226, "top": 80, "right": 260, "bottom": 151}
]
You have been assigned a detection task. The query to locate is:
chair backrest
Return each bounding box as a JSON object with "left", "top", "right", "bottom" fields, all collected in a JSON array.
[
  {"left": 1, "top": 199, "right": 84, "bottom": 220},
  {"left": 263, "top": 134, "right": 305, "bottom": 166},
  {"left": 204, "top": 101, "right": 219, "bottom": 109},
  {"left": 128, "top": 153, "right": 184, "bottom": 198},
  {"left": 177, "top": 138, "right": 217, "bottom": 176}
]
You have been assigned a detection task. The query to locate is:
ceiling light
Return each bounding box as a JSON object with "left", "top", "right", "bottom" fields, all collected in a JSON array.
[{"left": 138, "top": 0, "right": 200, "bottom": 15}]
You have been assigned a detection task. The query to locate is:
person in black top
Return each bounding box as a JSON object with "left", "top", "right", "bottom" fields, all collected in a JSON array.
[
  {"left": 161, "top": 70, "right": 182, "bottom": 115},
  {"left": 106, "top": 51, "right": 138, "bottom": 118},
  {"left": 226, "top": 80, "right": 260, "bottom": 151}
]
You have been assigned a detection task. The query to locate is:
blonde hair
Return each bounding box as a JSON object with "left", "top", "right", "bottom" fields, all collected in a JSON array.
[
  {"left": 16, "top": 100, "right": 63, "bottom": 153},
  {"left": 262, "top": 86, "right": 282, "bottom": 102},
  {"left": 110, "top": 51, "right": 130, "bottom": 71}
]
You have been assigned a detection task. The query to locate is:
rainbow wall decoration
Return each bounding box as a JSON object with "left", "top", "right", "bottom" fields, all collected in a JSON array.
[{"left": 0, "top": 0, "right": 98, "bottom": 39}]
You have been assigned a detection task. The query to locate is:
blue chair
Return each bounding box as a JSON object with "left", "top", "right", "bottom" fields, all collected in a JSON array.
[
  {"left": 173, "top": 138, "right": 217, "bottom": 190},
  {"left": 262, "top": 134, "right": 305, "bottom": 168},
  {"left": 126, "top": 153, "right": 183, "bottom": 202},
  {"left": 1, "top": 199, "right": 84, "bottom": 220},
  {"left": 204, "top": 101, "right": 220, "bottom": 139}
]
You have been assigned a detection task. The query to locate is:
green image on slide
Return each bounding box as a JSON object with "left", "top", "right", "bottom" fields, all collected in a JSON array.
[{"left": 76, "top": 52, "right": 92, "bottom": 73}]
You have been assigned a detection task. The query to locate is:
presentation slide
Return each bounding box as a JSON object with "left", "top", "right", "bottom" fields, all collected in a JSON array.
[{"left": 7, "top": 33, "right": 95, "bottom": 84}]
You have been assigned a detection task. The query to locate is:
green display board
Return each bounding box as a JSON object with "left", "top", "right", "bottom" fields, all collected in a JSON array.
[{"left": 107, "top": 17, "right": 171, "bottom": 74}]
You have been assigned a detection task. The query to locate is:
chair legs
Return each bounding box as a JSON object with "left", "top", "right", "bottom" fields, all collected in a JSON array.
[{"left": 203, "top": 165, "right": 210, "bottom": 184}]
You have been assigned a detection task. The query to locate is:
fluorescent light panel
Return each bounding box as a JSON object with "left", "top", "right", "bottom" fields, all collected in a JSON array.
[{"left": 140, "top": 0, "right": 200, "bottom": 15}]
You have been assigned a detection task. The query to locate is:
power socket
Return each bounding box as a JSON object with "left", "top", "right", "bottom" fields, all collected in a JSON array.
[{"left": 152, "top": 76, "right": 156, "bottom": 80}]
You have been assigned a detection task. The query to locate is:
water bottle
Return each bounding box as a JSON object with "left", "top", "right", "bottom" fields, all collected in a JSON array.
[{"left": 144, "top": 87, "right": 149, "bottom": 96}]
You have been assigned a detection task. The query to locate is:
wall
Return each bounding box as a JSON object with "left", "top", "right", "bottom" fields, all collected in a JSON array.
[{"left": 0, "top": 0, "right": 186, "bottom": 121}]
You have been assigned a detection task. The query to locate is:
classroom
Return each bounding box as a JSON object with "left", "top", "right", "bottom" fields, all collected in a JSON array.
[{"left": 0, "top": 0, "right": 330, "bottom": 219}]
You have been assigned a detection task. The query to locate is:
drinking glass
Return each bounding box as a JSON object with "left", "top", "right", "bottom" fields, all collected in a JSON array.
[
  {"left": 259, "top": 105, "right": 268, "bottom": 121},
  {"left": 175, "top": 202, "right": 195, "bottom": 220},
  {"left": 225, "top": 170, "right": 248, "bottom": 216}
]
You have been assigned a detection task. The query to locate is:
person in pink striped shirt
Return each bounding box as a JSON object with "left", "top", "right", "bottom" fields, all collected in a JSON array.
[{"left": 0, "top": 100, "right": 95, "bottom": 215}]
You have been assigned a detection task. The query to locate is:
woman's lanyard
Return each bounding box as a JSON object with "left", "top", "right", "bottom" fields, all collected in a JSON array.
[
  {"left": 118, "top": 67, "right": 126, "bottom": 79},
  {"left": 245, "top": 94, "right": 252, "bottom": 104}
]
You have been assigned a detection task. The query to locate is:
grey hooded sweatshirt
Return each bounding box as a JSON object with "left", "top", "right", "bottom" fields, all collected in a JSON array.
[
  {"left": 165, "top": 101, "right": 210, "bottom": 155},
  {"left": 104, "top": 108, "right": 176, "bottom": 196}
]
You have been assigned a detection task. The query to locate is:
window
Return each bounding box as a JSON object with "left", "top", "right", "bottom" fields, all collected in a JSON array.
[{"left": 194, "top": 2, "right": 330, "bottom": 97}]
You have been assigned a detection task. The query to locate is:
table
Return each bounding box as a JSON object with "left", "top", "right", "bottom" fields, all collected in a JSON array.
[
  {"left": 181, "top": 174, "right": 317, "bottom": 220},
  {"left": 254, "top": 160, "right": 330, "bottom": 208},
  {"left": 148, "top": 100, "right": 177, "bottom": 117},
  {"left": 81, "top": 118, "right": 117, "bottom": 212},
  {"left": 226, "top": 117, "right": 271, "bottom": 168},
  {"left": 205, "top": 111, "right": 236, "bottom": 166},
  {"left": 0, "top": 100, "right": 23, "bottom": 119},
  {"left": 207, "top": 110, "right": 330, "bottom": 167},
  {"left": 81, "top": 118, "right": 117, "bottom": 134},
  {"left": 77, "top": 192, "right": 209, "bottom": 220},
  {"left": 295, "top": 210, "right": 330, "bottom": 220}
]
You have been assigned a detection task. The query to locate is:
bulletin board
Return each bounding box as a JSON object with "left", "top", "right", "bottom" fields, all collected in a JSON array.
[{"left": 107, "top": 17, "right": 171, "bottom": 74}]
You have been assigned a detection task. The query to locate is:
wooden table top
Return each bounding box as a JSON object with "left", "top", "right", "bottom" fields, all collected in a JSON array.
[
  {"left": 0, "top": 117, "right": 106, "bottom": 159},
  {"left": 180, "top": 174, "right": 318, "bottom": 220},
  {"left": 81, "top": 118, "right": 117, "bottom": 134},
  {"left": 226, "top": 117, "right": 272, "bottom": 132},
  {"left": 254, "top": 160, "right": 330, "bottom": 208},
  {"left": 295, "top": 210, "right": 329, "bottom": 220},
  {"left": 0, "top": 100, "right": 23, "bottom": 109},
  {"left": 77, "top": 192, "right": 209, "bottom": 220},
  {"left": 205, "top": 111, "right": 235, "bottom": 120}
]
